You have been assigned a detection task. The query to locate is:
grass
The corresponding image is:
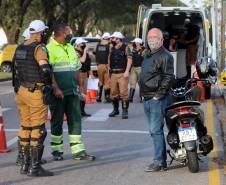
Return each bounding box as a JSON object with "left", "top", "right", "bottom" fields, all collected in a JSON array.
[{"left": 0, "top": 72, "right": 12, "bottom": 80}]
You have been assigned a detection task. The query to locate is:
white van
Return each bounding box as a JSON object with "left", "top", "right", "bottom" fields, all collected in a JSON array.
[{"left": 136, "top": 4, "right": 216, "bottom": 80}]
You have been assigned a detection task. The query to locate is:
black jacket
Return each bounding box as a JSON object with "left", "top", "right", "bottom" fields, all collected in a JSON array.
[{"left": 140, "top": 46, "right": 174, "bottom": 99}]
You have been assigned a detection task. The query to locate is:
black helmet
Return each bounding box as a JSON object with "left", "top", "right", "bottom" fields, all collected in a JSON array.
[{"left": 196, "top": 57, "right": 217, "bottom": 79}]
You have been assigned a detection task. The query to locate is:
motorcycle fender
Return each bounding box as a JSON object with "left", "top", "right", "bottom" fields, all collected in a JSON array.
[{"left": 184, "top": 141, "right": 196, "bottom": 151}]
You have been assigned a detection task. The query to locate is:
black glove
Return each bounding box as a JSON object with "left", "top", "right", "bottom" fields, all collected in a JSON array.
[{"left": 41, "top": 85, "right": 56, "bottom": 105}]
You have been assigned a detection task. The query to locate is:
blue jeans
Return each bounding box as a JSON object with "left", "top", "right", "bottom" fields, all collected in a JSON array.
[{"left": 143, "top": 95, "right": 171, "bottom": 165}]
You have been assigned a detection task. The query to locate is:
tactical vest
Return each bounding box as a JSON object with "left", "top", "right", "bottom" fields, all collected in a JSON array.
[
  {"left": 96, "top": 44, "right": 109, "bottom": 64},
  {"left": 132, "top": 49, "right": 143, "bottom": 67},
  {"left": 110, "top": 44, "right": 127, "bottom": 70},
  {"left": 76, "top": 50, "right": 91, "bottom": 73},
  {"left": 14, "top": 42, "right": 42, "bottom": 84}
]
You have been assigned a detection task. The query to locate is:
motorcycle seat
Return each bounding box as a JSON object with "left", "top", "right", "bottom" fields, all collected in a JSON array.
[{"left": 165, "top": 101, "right": 201, "bottom": 112}]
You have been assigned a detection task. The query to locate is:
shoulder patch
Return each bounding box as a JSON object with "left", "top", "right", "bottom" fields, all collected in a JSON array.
[{"left": 42, "top": 46, "right": 48, "bottom": 53}]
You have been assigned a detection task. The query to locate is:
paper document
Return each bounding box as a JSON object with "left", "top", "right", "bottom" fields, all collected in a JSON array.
[{"left": 87, "top": 78, "right": 99, "bottom": 90}]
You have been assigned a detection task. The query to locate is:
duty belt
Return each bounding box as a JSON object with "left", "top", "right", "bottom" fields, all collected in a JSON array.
[
  {"left": 21, "top": 82, "right": 44, "bottom": 92},
  {"left": 111, "top": 69, "right": 125, "bottom": 74}
]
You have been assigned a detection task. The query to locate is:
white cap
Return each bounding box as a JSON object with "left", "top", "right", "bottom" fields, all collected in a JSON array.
[
  {"left": 102, "top": 32, "right": 111, "bottom": 39},
  {"left": 28, "top": 20, "right": 48, "bottom": 33},
  {"left": 22, "top": 28, "right": 30, "bottom": 40},
  {"left": 131, "top": 38, "right": 143, "bottom": 44},
  {"left": 75, "top": 38, "right": 88, "bottom": 46},
  {"left": 111, "top": 32, "right": 124, "bottom": 39}
]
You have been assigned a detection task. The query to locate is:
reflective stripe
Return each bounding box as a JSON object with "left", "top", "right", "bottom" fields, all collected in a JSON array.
[
  {"left": 69, "top": 135, "right": 82, "bottom": 144},
  {"left": 71, "top": 143, "right": 86, "bottom": 155},
  {"left": 51, "top": 144, "right": 64, "bottom": 152},
  {"left": 51, "top": 135, "right": 63, "bottom": 144},
  {"left": 47, "top": 39, "right": 80, "bottom": 73},
  {"left": 53, "top": 67, "right": 78, "bottom": 72},
  {"left": 52, "top": 63, "right": 81, "bottom": 72},
  {"left": 52, "top": 61, "right": 70, "bottom": 67}
]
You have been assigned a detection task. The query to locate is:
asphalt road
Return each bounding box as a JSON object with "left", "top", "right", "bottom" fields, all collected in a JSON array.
[{"left": 0, "top": 81, "right": 225, "bottom": 185}]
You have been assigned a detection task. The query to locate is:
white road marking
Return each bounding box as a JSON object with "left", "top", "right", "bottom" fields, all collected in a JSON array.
[
  {"left": 84, "top": 108, "right": 112, "bottom": 122},
  {"left": 5, "top": 129, "right": 149, "bottom": 134},
  {"left": 7, "top": 137, "right": 18, "bottom": 147},
  {"left": 1, "top": 108, "right": 11, "bottom": 112},
  {"left": 0, "top": 90, "right": 14, "bottom": 95},
  {"left": 0, "top": 80, "right": 12, "bottom": 84}
]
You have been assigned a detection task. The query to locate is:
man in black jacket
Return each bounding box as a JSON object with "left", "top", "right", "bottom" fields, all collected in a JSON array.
[{"left": 140, "top": 28, "right": 174, "bottom": 172}]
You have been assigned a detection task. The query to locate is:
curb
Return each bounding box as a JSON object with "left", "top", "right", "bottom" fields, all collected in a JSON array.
[
  {"left": 0, "top": 78, "right": 12, "bottom": 82},
  {"left": 218, "top": 85, "right": 226, "bottom": 146}
]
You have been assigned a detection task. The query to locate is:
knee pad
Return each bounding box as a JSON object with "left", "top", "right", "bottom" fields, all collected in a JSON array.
[
  {"left": 40, "top": 126, "right": 47, "bottom": 144},
  {"left": 31, "top": 124, "right": 47, "bottom": 145}
]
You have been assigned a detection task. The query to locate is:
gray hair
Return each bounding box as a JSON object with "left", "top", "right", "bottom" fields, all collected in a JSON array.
[{"left": 149, "top": 28, "right": 163, "bottom": 38}]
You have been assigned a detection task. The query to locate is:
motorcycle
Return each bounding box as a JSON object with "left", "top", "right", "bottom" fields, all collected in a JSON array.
[{"left": 165, "top": 78, "right": 213, "bottom": 173}]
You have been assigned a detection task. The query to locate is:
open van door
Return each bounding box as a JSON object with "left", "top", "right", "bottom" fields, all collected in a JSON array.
[{"left": 136, "top": 5, "right": 148, "bottom": 38}]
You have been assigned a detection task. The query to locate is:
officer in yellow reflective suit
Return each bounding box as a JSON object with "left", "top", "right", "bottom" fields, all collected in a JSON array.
[{"left": 47, "top": 23, "right": 95, "bottom": 161}]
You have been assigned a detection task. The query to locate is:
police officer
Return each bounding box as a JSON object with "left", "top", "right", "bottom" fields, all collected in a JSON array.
[
  {"left": 47, "top": 24, "right": 95, "bottom": 161},
  {"left": 129, "top": 38, "right": 144, "bottom": 103},
  {"left": 13, "top": 20, "right": 53, "bottom": 176},
  {"left": 15, "top": 28, "right": 30, "bottom": 166},
  {"left": 95, "top": 32, "right": 111, "bottom": 103},
  {"left": 74, "top": 38, "right": 94, "bottom": 117},
  {"left": 108, "top": 32, "right": 132, "bottom": 119}
]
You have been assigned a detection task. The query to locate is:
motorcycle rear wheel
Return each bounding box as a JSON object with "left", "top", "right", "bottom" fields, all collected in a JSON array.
[{"left": 187, "top": 150, "right": 199, "bottom": 173}]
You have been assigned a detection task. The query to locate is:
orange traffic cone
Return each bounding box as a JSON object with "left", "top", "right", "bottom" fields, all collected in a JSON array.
[
  {"left": 89, "top": 90, "right": 97, "bottom": 100},
  {"left": 0, "top": 105, "right": 11, "bottom": 153},
  {"left": 86, "top": 91, "right": 93, "bottom": 104}
]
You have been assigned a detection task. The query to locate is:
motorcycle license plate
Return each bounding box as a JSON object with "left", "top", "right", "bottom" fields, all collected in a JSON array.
[{"left": 178, "top": 127, "right": 197, "bottom": 142}]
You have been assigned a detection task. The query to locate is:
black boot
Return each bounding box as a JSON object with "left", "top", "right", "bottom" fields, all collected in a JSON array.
[
  {"left": 28, "top": 145, "right": 54, "bottom": 177},
  {"left": 129, "top": 88, "right": 135, "bottom": 103},
  {"left": 16, "top": 140, "right": 23, "bottom": 166},
  {"left": 122, "top": 100, "right": 129, "bottom": 119},
  {"left": 109, "top": 99, "right": 119, "bottom": 117},
  {"left": 96, "top": 85, "right": 103, "bottom": 102},
  {"left": 80, "top": 100, "right": 91, "bottom": 117},
  {"left": 39, "top": 145, "right": 47, "bottom": 164},
  {"left": 104, "top": 89, "right": 111, "bottom": 103},
  {"left": 20, "top": 145, "right": 30, "bottom": 174}
]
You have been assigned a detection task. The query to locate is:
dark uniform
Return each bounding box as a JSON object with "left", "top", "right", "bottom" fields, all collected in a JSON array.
[
  {"left": 109, "top": 43, "right": 132, "bottom": 119},
  {"left": 13, "top": 38, "right": 53, "bottom": 176},
  {"left": 76, "top": 49, "right": 92, "bottom": 116},
  {"left": 95, "top": 43, "right": 111, "bottom": 102},
  {"left": 129, "top": 48, "right": 144, "bottom": 102}
]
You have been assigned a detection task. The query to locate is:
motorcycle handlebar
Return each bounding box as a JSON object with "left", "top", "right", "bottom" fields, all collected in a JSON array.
[
  {"left": 185, "top": 78, "right": 209, "bottom": 86},
  {"left": 170, "top": 78, "right": 209, "bottom": 98}
]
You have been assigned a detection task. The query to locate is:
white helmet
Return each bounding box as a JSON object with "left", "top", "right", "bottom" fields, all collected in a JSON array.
[
  {"left": 75, "top": 38, "right": 88, "bottom": 46},
  {"left": 131, "top": 38, "right": 143, "bottom": 44},
  {"left": 28, "top": 20, "right": 48, "bottom": 33},
  {"left": 102, "top": 32, "right": 111, "bottom": 39},
  {"left": 111, "top": 32, "right": 124, "bottom": 39},
  {"left": 22, "top": 28, "right": 30, "bottom": 40}
]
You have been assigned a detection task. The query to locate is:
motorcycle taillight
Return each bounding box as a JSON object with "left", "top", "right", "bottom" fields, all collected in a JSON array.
[
  {"left": 175, "top": 106, "right": 191, "bottom": 113},
  {"left": 181, "top": 123, "right": 191, "bottom": 128}
]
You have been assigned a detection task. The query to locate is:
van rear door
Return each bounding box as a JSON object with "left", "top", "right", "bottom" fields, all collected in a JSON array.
[{"left": 136, "top": 5, "right": 148, "bottom": 38}]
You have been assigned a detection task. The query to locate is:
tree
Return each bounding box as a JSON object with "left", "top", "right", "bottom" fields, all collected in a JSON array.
[
  {"left": 0, "top": 0, "right": 184, "bottom": 43},
  {"left": 0, "top": 0, "right": 33, "bottom": 44}
]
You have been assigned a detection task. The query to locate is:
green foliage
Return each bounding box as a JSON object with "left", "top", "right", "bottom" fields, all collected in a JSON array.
[{"left": 0, "top": 0, "right": 184, "bottom": 43}]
